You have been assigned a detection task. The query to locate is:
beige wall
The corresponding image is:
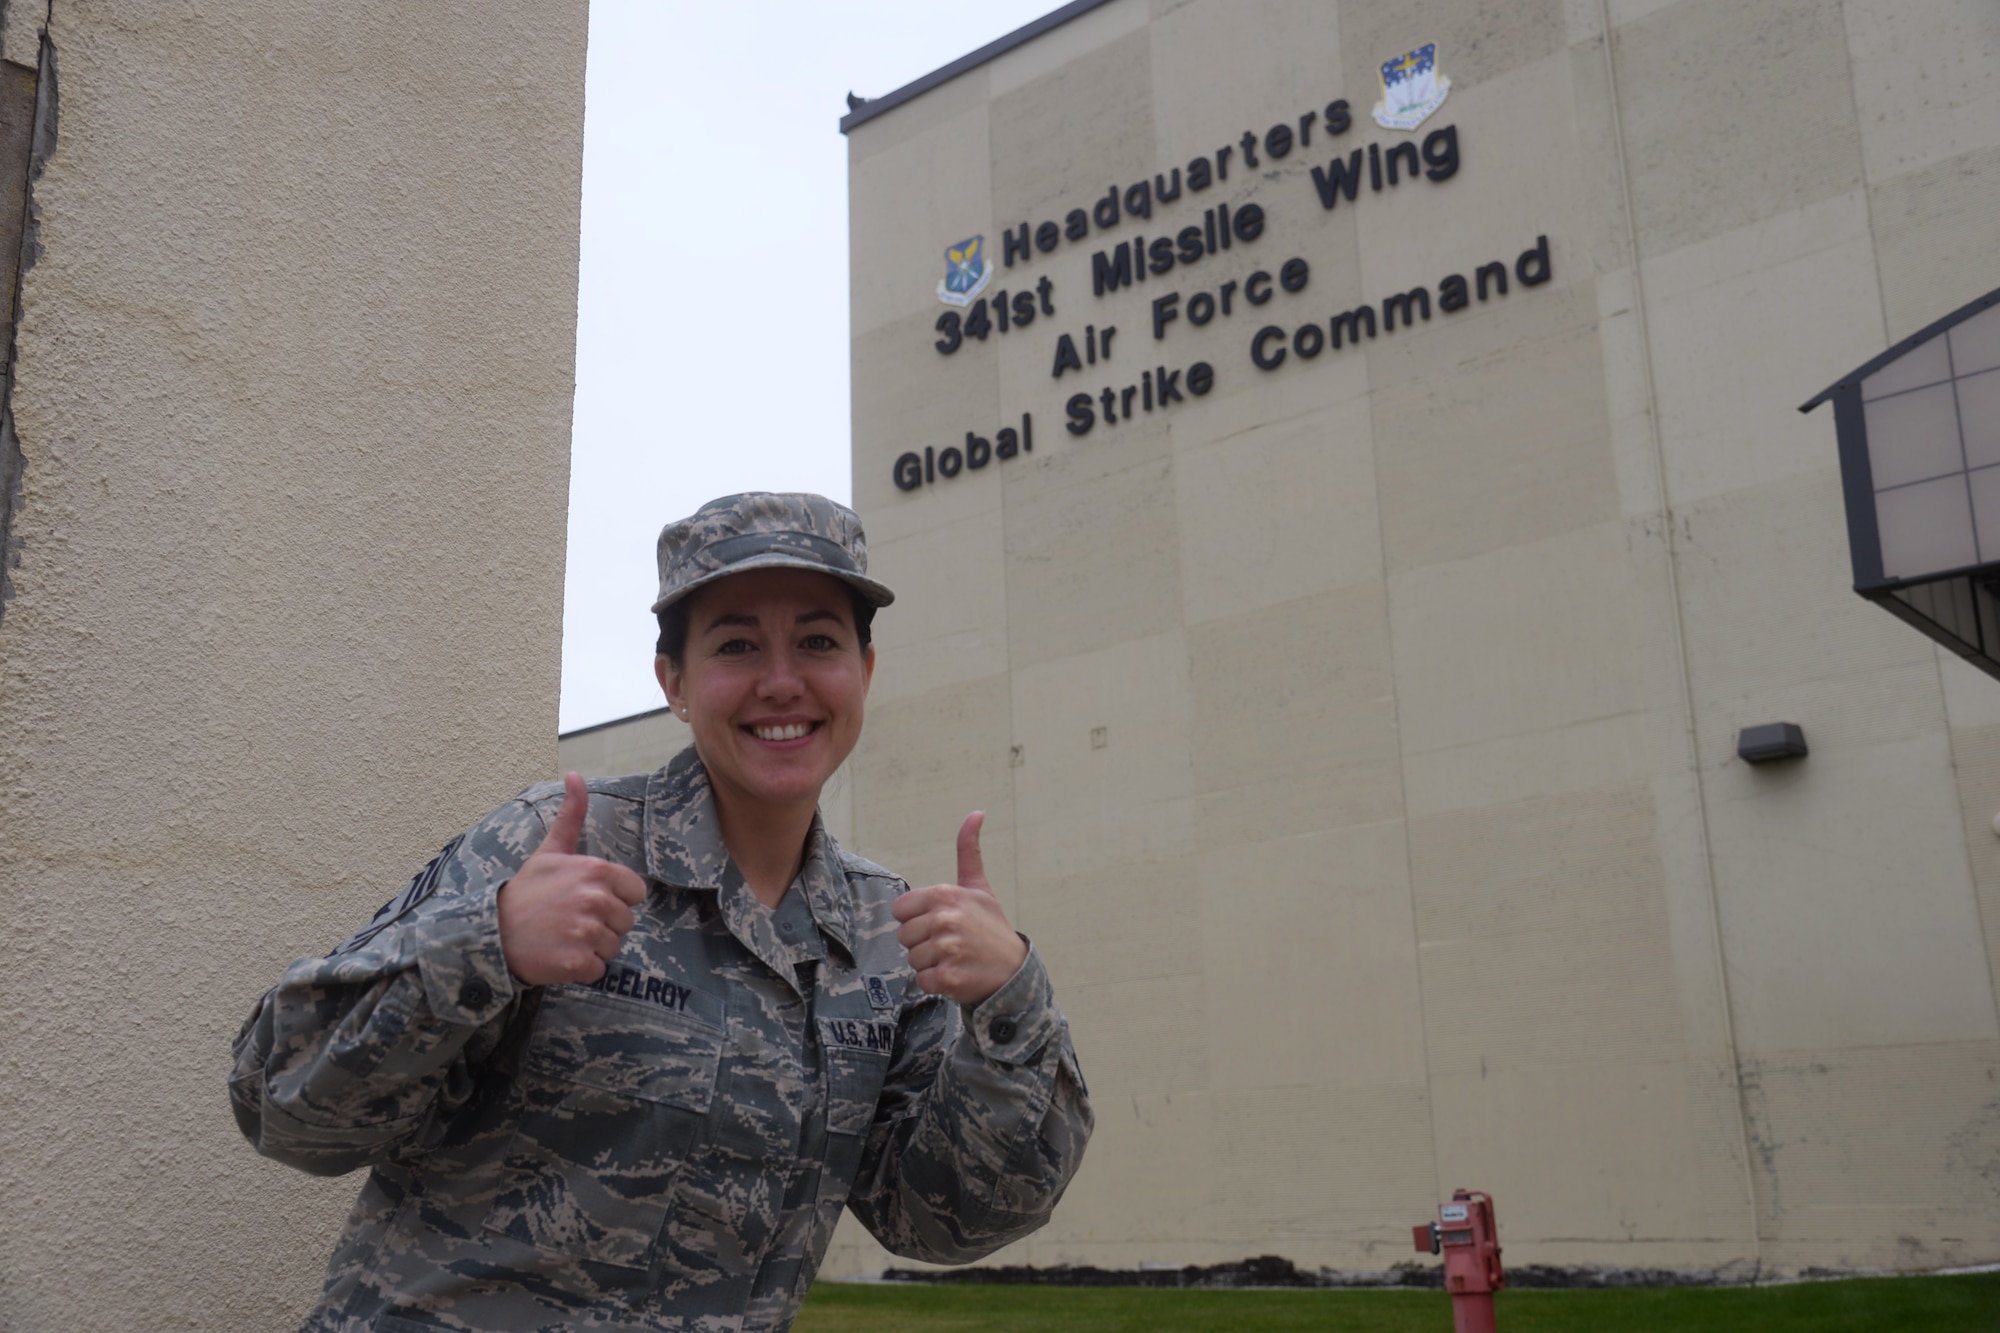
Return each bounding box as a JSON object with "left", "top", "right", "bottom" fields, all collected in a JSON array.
[
  {"left": 561, "top": 705, "right": 688, "bottom": 777},
  {"left": 0, "top": 3, "right": 586, "bottom": 1327},
  {"left": 834, "top": 0, "right": 2000, "bottom": 1278}
]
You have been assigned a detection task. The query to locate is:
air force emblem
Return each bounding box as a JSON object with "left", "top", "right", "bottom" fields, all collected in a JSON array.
[
  {"left": 937, "top": 234, "right": 994, "bottom": 307},
  {"left": 1373, "top": 42, "right": 1450, "bottom": 131}
]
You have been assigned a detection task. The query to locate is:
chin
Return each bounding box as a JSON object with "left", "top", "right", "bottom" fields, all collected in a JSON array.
[
  {"left": 740, "top": 762, "right": 838, "bottom": 805},
  {"left": 749, "top": 782, "right": 832, "bottom": 812}
]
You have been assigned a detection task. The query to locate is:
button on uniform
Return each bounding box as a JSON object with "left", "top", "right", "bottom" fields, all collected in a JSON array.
[
  {"left": 988, "top": 1018, "right": 1017, "bottom": 1044},
  {"left": 458, "top": 977, "right": 493, "bottom": 1010}
]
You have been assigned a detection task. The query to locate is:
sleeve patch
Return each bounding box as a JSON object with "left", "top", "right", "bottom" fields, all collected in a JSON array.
[{"left": 326, "top": 835, "right": 465, "bottom": 958}]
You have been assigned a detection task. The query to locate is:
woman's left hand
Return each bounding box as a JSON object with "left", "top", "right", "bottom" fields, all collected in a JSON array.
[{"left": 893, "top": 811, "right": 1028, "bottom": 1005}]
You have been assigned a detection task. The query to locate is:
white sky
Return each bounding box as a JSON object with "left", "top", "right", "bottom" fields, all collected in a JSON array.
[{"left": 560, "top": 1, "right": 1066, "bottom": 732}]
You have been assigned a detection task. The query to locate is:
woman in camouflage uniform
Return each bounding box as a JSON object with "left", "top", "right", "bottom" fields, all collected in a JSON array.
[{"left": 231, "top": 492, "right": 1092, "bottom": 1332}]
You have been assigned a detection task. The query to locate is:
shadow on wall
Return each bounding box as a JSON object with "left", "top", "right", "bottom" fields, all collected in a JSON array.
[{"left": 0, "top": 19, "right": 54, "bottom": 625}]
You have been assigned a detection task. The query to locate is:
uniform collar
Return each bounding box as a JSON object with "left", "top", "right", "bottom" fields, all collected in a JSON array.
[{"left": 643, "top": 746, "right": 855, "bottom": 957}]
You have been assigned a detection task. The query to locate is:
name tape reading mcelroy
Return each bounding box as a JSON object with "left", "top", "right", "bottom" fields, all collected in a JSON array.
[{"left": 891, "top": 44, "right": 1554, "bottom": 494}]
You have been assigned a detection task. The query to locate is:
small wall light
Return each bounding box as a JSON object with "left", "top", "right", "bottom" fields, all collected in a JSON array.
[{"left": 1738, "top": 722, "right": 1809, "bottom": 764}]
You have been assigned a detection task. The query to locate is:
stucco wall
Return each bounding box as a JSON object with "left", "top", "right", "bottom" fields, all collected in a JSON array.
[
  {"left": 834, "top": 0, "right": 2000, "bottom": 1281},
  {"left": 0, "top": 3, "right": 586, "bottom": 1327}
]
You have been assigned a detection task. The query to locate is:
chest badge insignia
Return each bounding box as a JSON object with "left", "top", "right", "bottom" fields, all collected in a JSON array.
[{"left": 864, "top": 974, "right": 895, "bottom": 1010}]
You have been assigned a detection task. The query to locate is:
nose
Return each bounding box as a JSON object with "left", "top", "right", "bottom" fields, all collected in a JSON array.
[{"left": 755, "top": 643, "right": 805, "bottom": 700}]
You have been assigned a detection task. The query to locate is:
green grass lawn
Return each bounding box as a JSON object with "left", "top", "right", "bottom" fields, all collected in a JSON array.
[{"left": 797, "top": 1273, "right": 2000, "bottom": 1332}]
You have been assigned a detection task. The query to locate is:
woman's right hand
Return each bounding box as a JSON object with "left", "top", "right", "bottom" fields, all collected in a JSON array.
[{"left": 496, "top": 772, "right": 650, "bottom": 985}]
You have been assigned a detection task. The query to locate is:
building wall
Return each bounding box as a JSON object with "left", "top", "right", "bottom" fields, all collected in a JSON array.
[
  {"left": 561, "top": 704, "right": 688, "bottom": 776},
  {"left": 832, "top": 0, "right": 2000, "bottom": 1278},
  {"left": 0, "top": 3, "right": 587, "bottom": 1327}
]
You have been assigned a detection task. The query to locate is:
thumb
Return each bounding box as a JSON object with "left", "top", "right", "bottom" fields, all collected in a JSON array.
[
  {"left": 540, "top": 771, "right": 589, "bottom": 856},
  {"left": 955, "top": 811, "right": 988, "bottom": 893}
]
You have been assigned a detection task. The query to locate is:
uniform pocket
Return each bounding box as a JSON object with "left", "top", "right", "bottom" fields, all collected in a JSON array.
[
  {"left": 816, "top": 1017, "right": 895, "bottom": 1186},
  {"left": 817, "top": 1044, "right": 892, "bottom": 1213},
  {"left": 824, "top": 1045, "right": 890, "bottom": 1139},
  {"left": 481, "top": 988, "right": 722, "bottom": 1269},
  {"left": 791, "top": 1043, "right": 892, "bottom": 1299}
]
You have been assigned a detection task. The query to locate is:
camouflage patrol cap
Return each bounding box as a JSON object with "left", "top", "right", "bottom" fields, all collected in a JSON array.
[{"left": 651, "top": 492, "right": 895, "bottom": 614}]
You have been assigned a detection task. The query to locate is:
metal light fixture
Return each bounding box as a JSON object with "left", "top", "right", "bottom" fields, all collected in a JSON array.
[
  {"left": 1804, "top": 286, "right": 2000, "bottom": 678},
  {"left": 1738, "top": 722, "right": 1808, "bottom": 764}
]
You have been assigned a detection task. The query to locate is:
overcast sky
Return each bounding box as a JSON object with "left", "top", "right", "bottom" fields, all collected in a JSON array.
[{"left": 560, "top": 1, "right": 1064, "bottom": 732}]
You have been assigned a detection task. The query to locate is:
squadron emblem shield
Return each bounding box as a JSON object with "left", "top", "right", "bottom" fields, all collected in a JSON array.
[
  {"left": 1373, "top": 42, "right": 1451, "bottom": 131},
  {"left": 937, "top": 234, "right": 994, "bottom": 307}
]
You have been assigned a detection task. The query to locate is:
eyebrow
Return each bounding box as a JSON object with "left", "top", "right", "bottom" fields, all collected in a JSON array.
[{"left": 701, "top": 608, "right": 850, "bottom": 633}]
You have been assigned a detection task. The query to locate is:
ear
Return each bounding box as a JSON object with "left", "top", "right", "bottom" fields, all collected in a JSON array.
[
  {"left": 861, "top": 642, "right": 875, "bottom": 694},
  {"left": 655, "top": 655, "right": 683, "bottom": 713}
]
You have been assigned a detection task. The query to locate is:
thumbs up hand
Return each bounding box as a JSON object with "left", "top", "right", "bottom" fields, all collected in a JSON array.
[
  {"left": 497, "top": 772, "right": 650, "bottom": 986},
  {"left": 892, "top": 812, "right": 1028, "bottom": 1005}
]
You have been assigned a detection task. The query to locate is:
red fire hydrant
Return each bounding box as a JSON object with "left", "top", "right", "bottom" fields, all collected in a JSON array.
[{"left": 1413, "top": 1188, "right": 1504, "bottom": 1332}]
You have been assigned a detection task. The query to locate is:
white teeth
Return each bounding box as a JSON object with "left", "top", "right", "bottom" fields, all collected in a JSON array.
[{"left": 754, "top": 723, "right": 814, "bottom": 741}]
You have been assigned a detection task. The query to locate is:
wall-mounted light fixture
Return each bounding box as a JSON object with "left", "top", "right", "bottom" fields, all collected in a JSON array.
[
  {"left": 1804, "top": 286, "right": 2000, "bottom": 678},
  {"left": 1738, "top": 722, "right": 1808, "bottom": 764}
]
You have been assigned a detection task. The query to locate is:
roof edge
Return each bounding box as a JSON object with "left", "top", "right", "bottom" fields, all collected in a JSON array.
[
  {"left": 839, "top": 0, "right": 1120, "bottom": 134},
  {"left": 1800, "top": 284, "right": 2000, "bottom": 413},
  {"left": 559, "top": 703, "right": 675, "bottom": 742}
]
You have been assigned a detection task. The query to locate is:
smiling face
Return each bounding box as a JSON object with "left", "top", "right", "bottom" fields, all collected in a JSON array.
[{"left": 656, "top": 567, "right": 875, "bottom": 824}]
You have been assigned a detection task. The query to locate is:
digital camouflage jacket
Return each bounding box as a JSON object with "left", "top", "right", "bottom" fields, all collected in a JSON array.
[{"left": 230, "top": 749, "right": 1092, "bottom": 1332}]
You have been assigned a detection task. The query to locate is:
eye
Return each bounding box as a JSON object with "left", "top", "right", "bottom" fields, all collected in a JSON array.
[
  {"left": 715, "top": 637, "right": 756, "bottom": 656},
  {"left": 801, "top": 633, "right": 841, "bottom": 652}
]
